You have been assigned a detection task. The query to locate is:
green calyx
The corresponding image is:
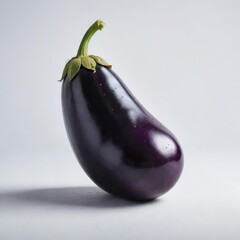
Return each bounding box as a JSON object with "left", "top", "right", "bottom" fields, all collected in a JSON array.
[{"left": 60, "top": 20, "right": 111, "bottom": 82}]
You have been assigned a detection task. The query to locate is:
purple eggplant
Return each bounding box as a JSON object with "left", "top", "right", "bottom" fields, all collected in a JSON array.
[{"left": 60, "top": 20, "right": 183, "bottom": 201}]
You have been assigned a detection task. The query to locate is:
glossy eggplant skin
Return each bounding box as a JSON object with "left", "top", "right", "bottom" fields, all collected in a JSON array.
[{"left": 62, "top": 65, "right": 183, "bottom": 201}]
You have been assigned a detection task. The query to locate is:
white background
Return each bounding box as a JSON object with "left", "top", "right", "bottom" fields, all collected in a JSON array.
[{"left": 0, "top": 0, "right": 239, "bottom": 239}]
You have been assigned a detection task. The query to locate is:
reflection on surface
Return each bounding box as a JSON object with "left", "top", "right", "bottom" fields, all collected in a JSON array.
[
  {"left": 102, "top": 67, "right": 142, "bottom": 123},
  {"left": 151, "top": 132, "right": 177, "bottom": 158}
]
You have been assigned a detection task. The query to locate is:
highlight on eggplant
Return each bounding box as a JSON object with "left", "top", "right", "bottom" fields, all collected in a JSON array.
[{"left": 60, "top": 19, "right": 184, "bottom": 201}]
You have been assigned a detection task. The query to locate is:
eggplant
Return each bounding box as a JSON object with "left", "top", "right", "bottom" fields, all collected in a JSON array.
[{"left": 60, "top": 20, "right": 183, "bottom": 201}]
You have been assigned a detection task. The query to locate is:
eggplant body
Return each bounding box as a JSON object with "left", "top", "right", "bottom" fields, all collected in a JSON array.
[{"left": 62, "top": 65, "right": 183, "bottom": 201}]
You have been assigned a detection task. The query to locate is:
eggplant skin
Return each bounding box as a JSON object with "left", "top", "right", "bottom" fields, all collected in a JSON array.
[{"left": 62, "top": 65, "right": 183, "bottom": 201}]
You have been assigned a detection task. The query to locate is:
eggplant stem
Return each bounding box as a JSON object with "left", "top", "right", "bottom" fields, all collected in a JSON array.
[{"left": 77, "top": 20, "right": 105, "bottom": 57}]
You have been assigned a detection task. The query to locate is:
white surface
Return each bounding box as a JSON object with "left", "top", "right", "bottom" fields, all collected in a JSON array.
[
  {"left": 0, "top": 0, "right": 240, "bottom": 239},
  {"left": 0, "top": 152, "right": 240, "bottom": 240}
]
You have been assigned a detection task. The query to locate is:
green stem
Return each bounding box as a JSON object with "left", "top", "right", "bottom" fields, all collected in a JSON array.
[{"left": 77, "top": 20, "right": 105, "bottom": 57}]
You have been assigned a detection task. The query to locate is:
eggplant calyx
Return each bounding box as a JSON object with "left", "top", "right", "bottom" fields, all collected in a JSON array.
[
  {"left": 59, "top": 55, "right": 111, "bottom": 81},
  {"left": 59, "top": 19, "right": 111, "bottom": 82}
]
